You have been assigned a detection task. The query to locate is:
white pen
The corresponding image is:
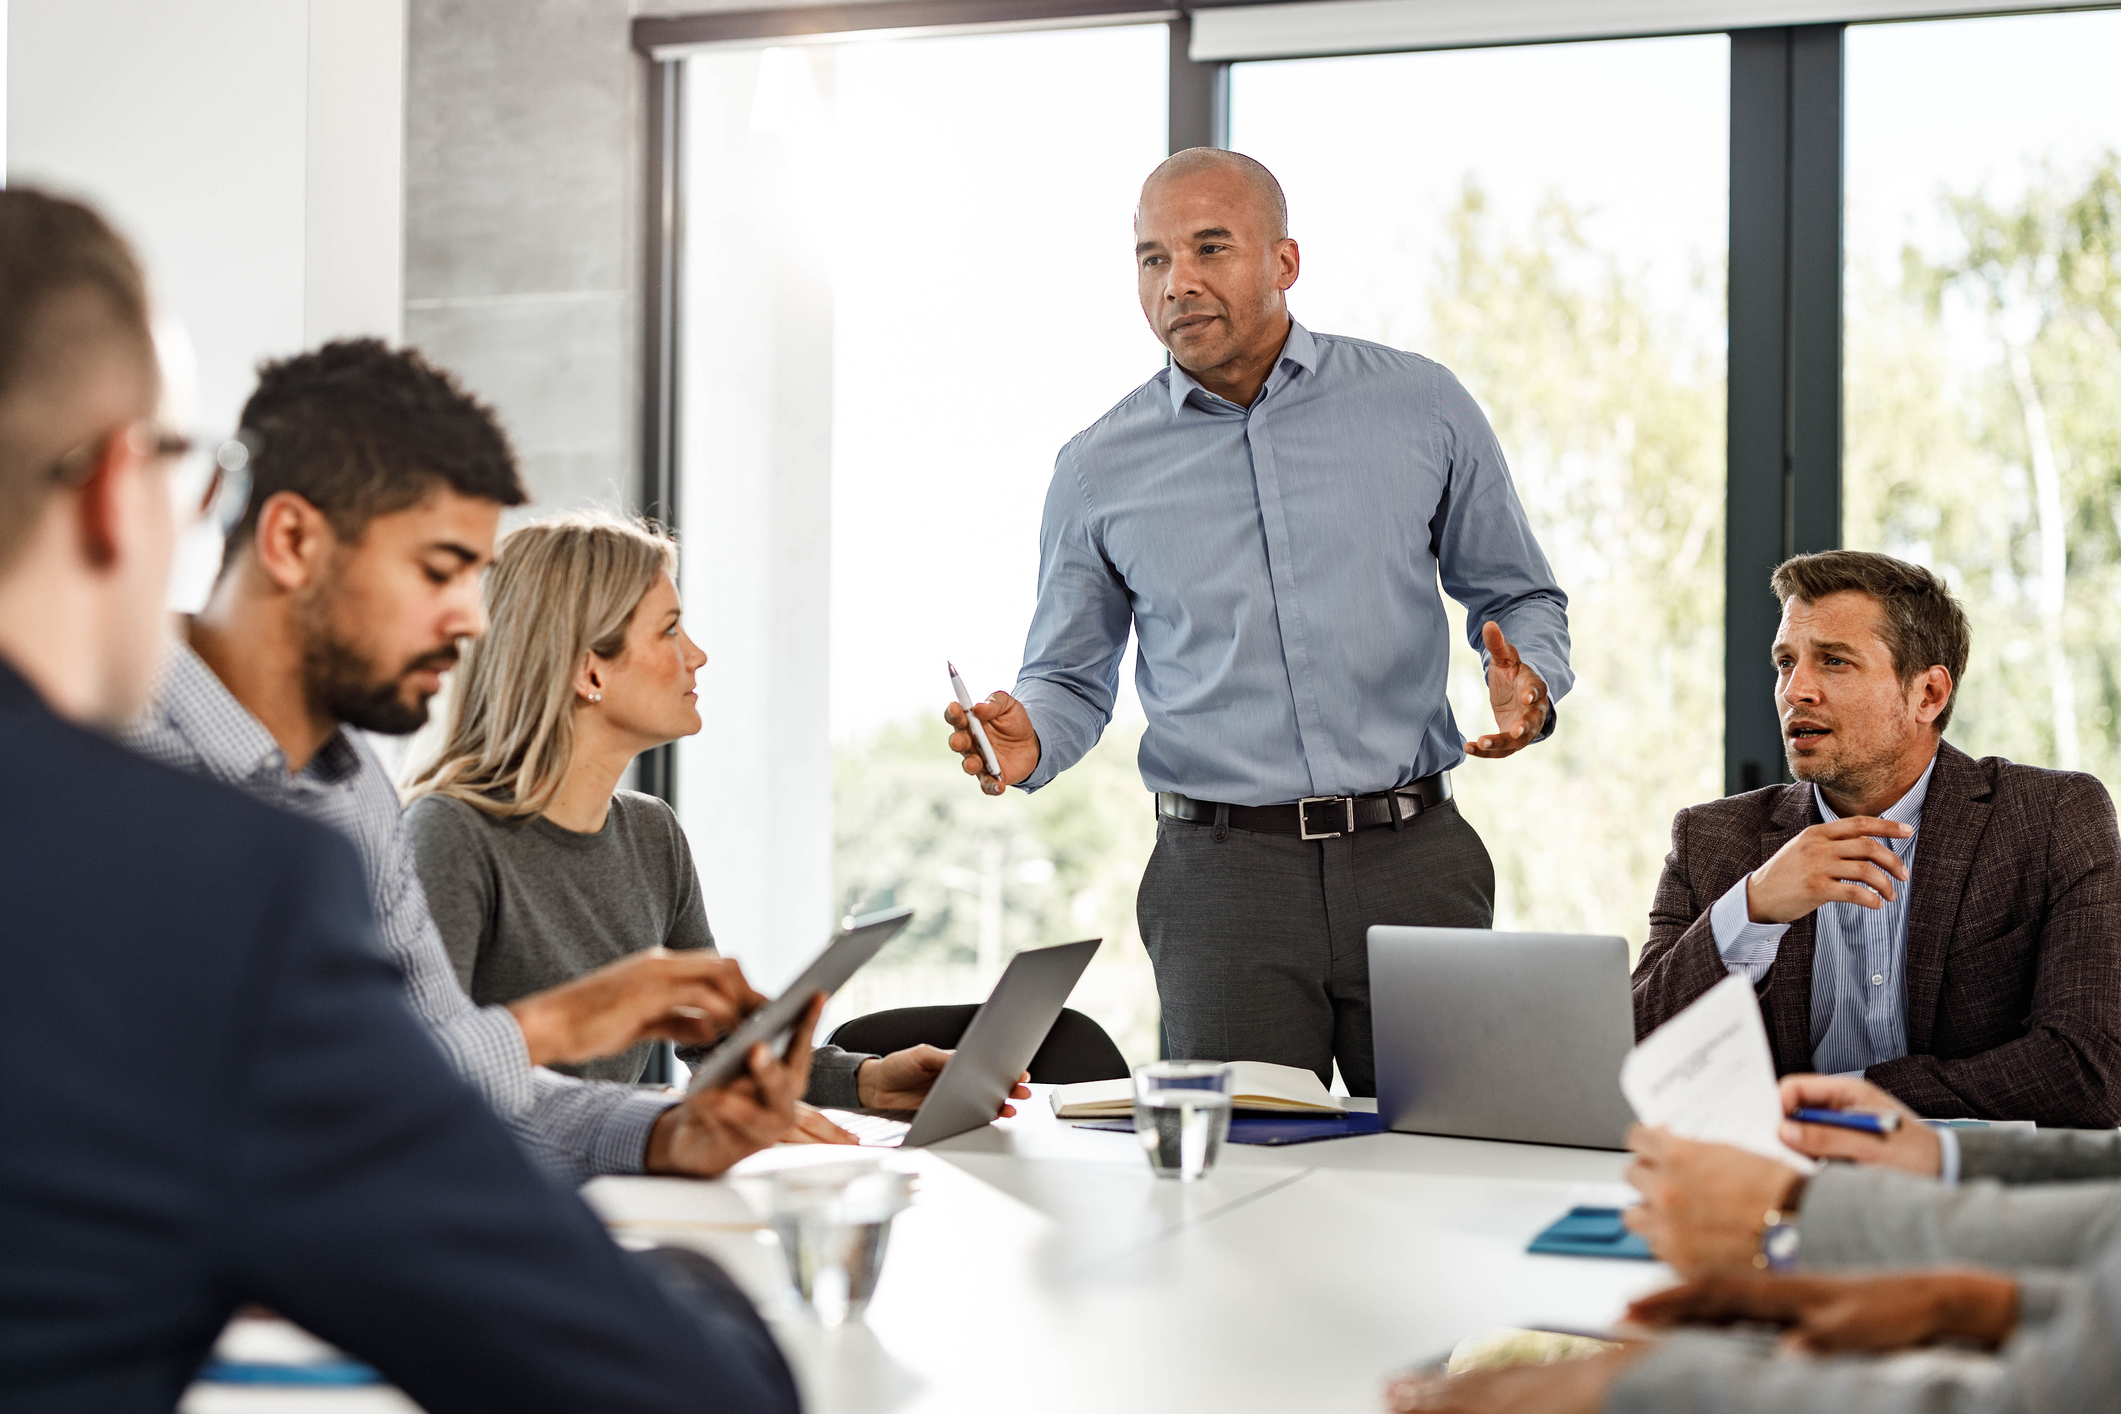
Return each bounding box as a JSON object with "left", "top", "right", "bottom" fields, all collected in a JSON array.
[{"left": 947, "top": 660, "right": 1003, "bottom": 780}]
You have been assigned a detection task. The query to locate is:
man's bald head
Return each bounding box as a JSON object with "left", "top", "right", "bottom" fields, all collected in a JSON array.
[
  {"left": 1132, "top": 148, "right": 1300, "bottom": 401},
  {"left": 1139, "top": 148, "right": 1289, "bottom": 241}
]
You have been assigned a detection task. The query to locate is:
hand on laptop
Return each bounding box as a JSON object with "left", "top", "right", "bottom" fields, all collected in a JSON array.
[
  {"left": 857, "top": 1044, "right": 1033, "bottom": 1116},
  {"left": 785, "top": 1103, "right": 860, "bottom": 1145},
  {"left": 643, "top": 994, "right": 823, "bottom": 1178},
  {"left": 508, "top": 948, "right": 765, "bottom": 1069},
  {"left": 1622, "top": 1125, "right": 1806, "bottom": 1278},
  {"left": 1778, "top": 1074, "right": 1941, "bottom": 1175},
  {"left": 1628, "top": 1269, "right": 2019, "bottom": 1354}
]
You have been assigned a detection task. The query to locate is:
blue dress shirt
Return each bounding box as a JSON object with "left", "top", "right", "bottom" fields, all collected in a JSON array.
[
  {"left": 1012, "top": 321, "right": 1572, "bottom": 806},
  {"left": 1709, "top": 756, "right": 1938, "bottom": 1075}
]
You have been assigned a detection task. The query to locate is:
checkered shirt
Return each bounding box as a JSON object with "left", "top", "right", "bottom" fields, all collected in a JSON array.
[{"left": 124, "top": 640, "right": 670, "bottom": 1185}]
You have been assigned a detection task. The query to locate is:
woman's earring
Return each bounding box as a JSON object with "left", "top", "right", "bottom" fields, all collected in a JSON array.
[{"left": 588, "top": 691, "right": 602, "bottom": 703}]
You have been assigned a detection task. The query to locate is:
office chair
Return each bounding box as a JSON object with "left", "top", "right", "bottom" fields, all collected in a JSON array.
[{"left": 827, "top": 1005, "right": 1128, "bottom": 1084}]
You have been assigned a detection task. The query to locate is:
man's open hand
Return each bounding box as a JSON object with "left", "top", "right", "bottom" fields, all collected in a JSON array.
[
  {"left": 509, "top": 948, "right": 764, "bottom": 1069},
  {"left": 1623, "top": 1125, "right": 1805, "bottom": 1278},
  {"left": 1628, "top": 1270, "right": 2019, "bottom": 1354},
  {"left": 944, "top": 689, "right": 1041, "bottom": 795},
  {"left": 1745, "top": 817, "right": 1912, "bottom": 924},
  {"left": 642, "top": 993, "right": 824, "bottom": 1178},
  {"left": 1463, "top": 622, "right": 1549, "bottom": 759},
  {"left": 1778, "top": 1074, "right": 1941, "bottom": 1175},
  {"left": 857, "top": 1044, "right": 1031, "bottom": 1115}
]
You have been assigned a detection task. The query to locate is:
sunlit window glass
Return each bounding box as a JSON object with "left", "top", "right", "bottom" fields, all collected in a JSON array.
[
  {"left": 677, "top": 27, "right": 1168, "bottom": 1056},
  {"left": 1844, "top": 11, "right": 2121, "bottom": 780},
  {"left": 1229, "top": 36, "right": 1729, "bottom": 957}
]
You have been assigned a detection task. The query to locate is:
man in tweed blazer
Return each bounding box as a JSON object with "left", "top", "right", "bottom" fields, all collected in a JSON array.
[{"left": 1632, "top": 552, "right": 2121, "bottom": 1127}]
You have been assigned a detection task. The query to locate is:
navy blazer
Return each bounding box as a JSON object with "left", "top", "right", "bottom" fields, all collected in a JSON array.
[{"left": 0, "top": 659, "right": 797, "bottom": 1413}]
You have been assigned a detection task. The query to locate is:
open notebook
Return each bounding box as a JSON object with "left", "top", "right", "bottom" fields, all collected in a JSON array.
[{"left": 1051, "top": 1061, "right": 1345, "bottom": 1119}]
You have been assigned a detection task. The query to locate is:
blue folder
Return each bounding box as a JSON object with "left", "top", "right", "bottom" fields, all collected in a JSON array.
[
  {"left": 1070, "top": 1111, "right": 1384, "bottom": 1146},
  {"left": 1526, "top": 1207, "right": 1654, "bottom": 1261},
  {"left": 196, "top": 1359, "right": 384, "bottom": 1386}
]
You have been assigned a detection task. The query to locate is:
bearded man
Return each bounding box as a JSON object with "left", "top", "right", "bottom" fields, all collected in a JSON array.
[{"left": 1632, "top": 550, "right": 2121, "bottom": 1127}]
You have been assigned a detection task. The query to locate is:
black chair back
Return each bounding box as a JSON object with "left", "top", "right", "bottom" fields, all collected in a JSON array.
[{"left": 827, "top": 1004, "right": 1128, "bottom": 1085}]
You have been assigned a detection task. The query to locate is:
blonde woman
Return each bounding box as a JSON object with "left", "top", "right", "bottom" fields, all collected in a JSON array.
[{"left": 406, "top": 511, "right": 1024, "bottom": 1123}]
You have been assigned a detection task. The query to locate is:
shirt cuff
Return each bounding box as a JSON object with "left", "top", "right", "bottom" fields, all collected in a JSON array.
[
  {"left": 1009, "top": 679, "right": 1101, "bottom": 793},
  {"left": 804, "top": 1044, "right": 877, "bottom": 1110},
  {"left": 585, "top": 1088, "right": 679, "bottom": 1179},
  {"left": 2014, "top": 1269, "right": 2074, "bottom": 1327},
  {"left": 1708, "top": 875, "right": 1788, "bottom": 983},
  {"left": 1932, "top": 1123, "right": 1962, "bottom": 1185}
]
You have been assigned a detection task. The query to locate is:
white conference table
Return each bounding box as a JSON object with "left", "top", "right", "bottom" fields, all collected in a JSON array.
[{"left": 186, "top": 1095, "right": 1669, "bottom": 1414}]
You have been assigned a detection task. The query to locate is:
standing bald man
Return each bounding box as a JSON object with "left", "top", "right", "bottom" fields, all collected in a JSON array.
[{"left": 946, "top": 150, "right": 1570, "bottom": 1094}]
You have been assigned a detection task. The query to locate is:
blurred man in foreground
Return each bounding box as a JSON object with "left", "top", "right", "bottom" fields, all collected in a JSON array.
[{"left": 0, "top": 185, "right": 795, "bottom": 1412}]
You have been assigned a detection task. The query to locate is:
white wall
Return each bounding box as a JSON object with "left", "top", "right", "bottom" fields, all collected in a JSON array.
[{"left": 6, "top": 0, "right": 405, "bottom": 439}]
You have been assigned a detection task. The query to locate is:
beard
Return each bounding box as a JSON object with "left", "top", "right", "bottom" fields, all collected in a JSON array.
[
  {"left": 300, "top": 597, "right": 458, "bottom": 737},
  {"left": 1783, "top": 719, "right": 1909, "bottom": 801}
]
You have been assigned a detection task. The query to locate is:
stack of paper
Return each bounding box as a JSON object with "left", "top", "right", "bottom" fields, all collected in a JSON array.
[
  {"left": 1051, "top": 1061, "right": 1345, "bottom": 1119},
  {"left": 1619, "top": 973, "right": 1817, "bottom": 1172}
]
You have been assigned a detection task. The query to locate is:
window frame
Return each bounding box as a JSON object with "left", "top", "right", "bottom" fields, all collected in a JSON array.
[{"left": 629, "top": 0, "right": 2121, "bottom": 804}]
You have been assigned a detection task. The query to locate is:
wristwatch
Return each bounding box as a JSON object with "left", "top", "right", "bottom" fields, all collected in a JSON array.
[{"left": 1755, "top": 1208, "right": 1801, "bottom": 1272}]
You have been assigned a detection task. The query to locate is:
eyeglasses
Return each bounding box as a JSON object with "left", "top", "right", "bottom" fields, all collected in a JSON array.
[{"left": 47, "top": 423, "right": 256, "bottom": 533}]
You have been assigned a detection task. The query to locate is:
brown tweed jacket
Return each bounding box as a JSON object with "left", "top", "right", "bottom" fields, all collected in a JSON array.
[{"left": 1631, "top": 741, "right": 2121, "bottom": 1127}]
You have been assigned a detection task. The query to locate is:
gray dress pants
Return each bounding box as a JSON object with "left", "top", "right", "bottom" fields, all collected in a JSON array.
[{"left": 1135, "top": 798, "right": 1495, "bottom": 1097}]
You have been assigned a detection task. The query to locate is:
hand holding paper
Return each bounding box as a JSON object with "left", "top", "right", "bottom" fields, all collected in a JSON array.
[{"left": 1619, "top": 974, "right": 1817, "bottom": 1173}]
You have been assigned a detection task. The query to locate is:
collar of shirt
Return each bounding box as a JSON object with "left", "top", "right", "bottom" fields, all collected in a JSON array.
[
  {"left": 1812, "top": 752, "right": 1938, "bottom": 851},
  {"left": 1165, "top": 318, "right": 1319, "bottom": 415},
  {"left": 158, "top": 636, "right": 363, "bottom": 790}
]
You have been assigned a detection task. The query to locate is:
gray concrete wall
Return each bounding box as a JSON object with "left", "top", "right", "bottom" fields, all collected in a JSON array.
[{"left": 404, "top": 0, "right": 643, "bottom": 515}]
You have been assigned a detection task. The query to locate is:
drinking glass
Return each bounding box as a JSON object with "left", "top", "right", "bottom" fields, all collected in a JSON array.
[
  {"left": 766, "top": 1162, "right": 913, "bottom": 1327},
  {"left": 1133, "top": 1061, "right": 1234, "bottom": 1181}
]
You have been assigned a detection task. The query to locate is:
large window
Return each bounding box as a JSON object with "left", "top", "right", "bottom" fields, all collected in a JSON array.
[
  {"left": 1228, "top": 36, "right": 1729, "bottom": 955},
  {"left": 675, "top": 26, "right": 1169, "bottom": 1057},
  {"left": 1844, "top": 10, "right": 2121, "bottom": 783}
]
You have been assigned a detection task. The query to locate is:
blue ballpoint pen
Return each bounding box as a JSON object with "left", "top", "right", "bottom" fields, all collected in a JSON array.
[{"left": 1789, "top": 1107, "right": 1901, "bottom": 1136}]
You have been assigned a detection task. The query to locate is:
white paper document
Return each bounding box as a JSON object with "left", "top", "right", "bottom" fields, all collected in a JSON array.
[{"left": 1619, "top": 973, "right": 1818, "bottom": 1173}]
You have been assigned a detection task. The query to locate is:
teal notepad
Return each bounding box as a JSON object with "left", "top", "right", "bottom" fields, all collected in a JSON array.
[{"left": 1527, "top": 1207, "right": 1654, "bottom": 1261}]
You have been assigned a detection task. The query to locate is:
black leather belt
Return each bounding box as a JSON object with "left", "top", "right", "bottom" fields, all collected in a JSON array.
[{"left": 1155, "top": 772, "right": 1453, "bottom": 840}]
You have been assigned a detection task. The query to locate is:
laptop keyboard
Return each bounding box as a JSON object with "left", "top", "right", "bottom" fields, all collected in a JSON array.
[{"left": 819, "top": 1109, "right": 910, "bottom": 1147}]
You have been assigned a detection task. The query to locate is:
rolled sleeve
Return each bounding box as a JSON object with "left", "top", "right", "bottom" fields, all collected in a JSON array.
[
  {"left": 804, "top": 1044, "right": 876, "bottom": 1110},
  {"left": 1709, "top": 874, "right": 1788, "bottom": 983},
  {"left": 1936, "top": 1124, "right": 1963, "bottom": 1185}
]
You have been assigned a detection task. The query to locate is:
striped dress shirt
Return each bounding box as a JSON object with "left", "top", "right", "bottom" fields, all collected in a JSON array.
[
  {"left": 1013, "top": 320, "right": 1571, "bottom": 806},
  {"left": 1709, "top": 756, "right": 1938, "bottom": 1075},
  {"left": 125, "top": 641, "right": 673, "bottom": 1185}
]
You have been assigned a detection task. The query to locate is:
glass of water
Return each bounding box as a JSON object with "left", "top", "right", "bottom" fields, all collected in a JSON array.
[
  {"left": 1133, "top": 1061, "right": 1234, "bottom": 1181},
  {"left": 766, "top": 1162, "right": 913, "bottom": 1327}
]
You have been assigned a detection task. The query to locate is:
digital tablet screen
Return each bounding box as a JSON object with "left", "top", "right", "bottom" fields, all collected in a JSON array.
[{"left": 683, "top": 906, "right": 913, "bottom": 1095}]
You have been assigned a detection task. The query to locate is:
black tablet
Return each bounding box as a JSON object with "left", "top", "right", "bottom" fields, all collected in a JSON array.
[{"left": 683, "top": 906, "right": 913, "bottom": 1095}]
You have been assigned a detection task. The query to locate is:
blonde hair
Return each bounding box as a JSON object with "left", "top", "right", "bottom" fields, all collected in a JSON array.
[{"left": 407, "top": 510, "right": 678, "bottom": 817}]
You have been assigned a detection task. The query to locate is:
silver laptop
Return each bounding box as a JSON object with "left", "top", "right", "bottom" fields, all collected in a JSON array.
[
  {"left": 1369, "top": 927, "right": 1637, "bottom": 1151},
  {"left": 839, "top": 938, "right": 1101, "bottom": 1149}
]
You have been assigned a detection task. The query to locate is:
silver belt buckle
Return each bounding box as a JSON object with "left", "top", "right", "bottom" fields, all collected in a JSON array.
[{"left": 1298, "top": 795, "right": 1354, "bottom": 840}]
